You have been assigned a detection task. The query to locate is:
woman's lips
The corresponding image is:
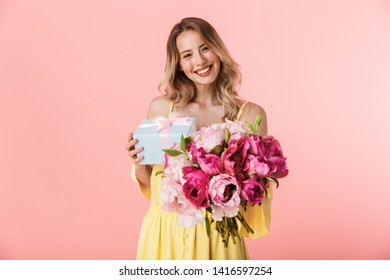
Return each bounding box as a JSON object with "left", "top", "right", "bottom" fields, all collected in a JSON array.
[{"left": 195, "top": 65, "right": 212, "bottom": 76}]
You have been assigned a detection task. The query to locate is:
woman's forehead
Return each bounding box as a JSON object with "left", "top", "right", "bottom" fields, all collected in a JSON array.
[{"left": 176, "top": 30, "right": 205, "bottom": 52}]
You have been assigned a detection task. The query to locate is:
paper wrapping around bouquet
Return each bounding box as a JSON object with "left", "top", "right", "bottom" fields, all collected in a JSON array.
[{"left": 134, "top": 117, "right": 196, "bottom": 165}]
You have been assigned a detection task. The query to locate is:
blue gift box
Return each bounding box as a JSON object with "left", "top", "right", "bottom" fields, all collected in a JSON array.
[{"left": 133, "top": 117, "right": 196, "bottom": 165}]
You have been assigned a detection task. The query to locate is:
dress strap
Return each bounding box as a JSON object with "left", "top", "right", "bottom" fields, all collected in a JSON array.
[
  {"left": 168, "top": 100, "right": 174, "bottom": 118},
  {"left": 235, "top": 101, "right": 248, "bottom": 122}
]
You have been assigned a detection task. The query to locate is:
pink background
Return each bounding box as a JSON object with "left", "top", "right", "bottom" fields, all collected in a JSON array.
[{"left": 1, "top": 0, "right": 389, "bottom": 259}]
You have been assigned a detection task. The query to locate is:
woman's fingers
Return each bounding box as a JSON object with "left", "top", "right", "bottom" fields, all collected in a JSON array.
[
  {"left": 125, "top": 138, "right": 138, "bottom": 151},
  {"left": 133, "top": 155, "right": 144, "bottom": 164},
  {"left": 125, "top": 132, "right": 135, "bottom": 149},
  {"left": 125, "top": 133, "right": 132, "bottom": 150},
  {"left": 126, "top": 132, "right": 144, "bottom": 164},
  {"left": 128, "top": 146, "right": 143, "bottom": 157},
  {"left": 128, "top": 132, "right": 134, "bottom": 142}
]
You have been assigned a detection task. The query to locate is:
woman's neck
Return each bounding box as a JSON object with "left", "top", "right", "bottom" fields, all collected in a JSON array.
[{"left": 193, "top": 85, "right": 220, "bottom": 106}]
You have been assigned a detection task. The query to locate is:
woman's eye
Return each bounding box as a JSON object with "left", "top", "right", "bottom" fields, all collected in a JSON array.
[
  {"left": 202, "top": 47, "right": 209, "bottom": 52},
  {"left": 183, "top": 54, "right": 192, "bottom": 59}
]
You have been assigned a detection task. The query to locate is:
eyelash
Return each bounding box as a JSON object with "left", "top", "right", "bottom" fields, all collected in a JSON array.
[{"left": 183, "top": 47, "right": 209, "bottom": 59}]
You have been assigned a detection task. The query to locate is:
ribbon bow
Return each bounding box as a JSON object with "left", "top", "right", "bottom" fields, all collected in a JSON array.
[{"left": 153, "top": 116, "right": 192, "bottom": 133}]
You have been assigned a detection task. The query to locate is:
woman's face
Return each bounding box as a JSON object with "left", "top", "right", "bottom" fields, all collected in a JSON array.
[{"left": 176, "top": 29, "right": 220, "bottom": 89}]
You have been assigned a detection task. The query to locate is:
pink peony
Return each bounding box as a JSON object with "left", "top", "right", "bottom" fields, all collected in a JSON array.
[
  {"left": 160, "top": 175, "right": 205, "bottom": 229},
  {"left": 220, "top": 140, "right": 239, "bottom": 176},
  {"left": 182, "top": 166, "right": 210, "bottom": 208},
  {"left": 208, "top": 174, "right": 241, "bottom": 221},
  {"left": 225, "top": 119, "right": 247, "bottom": 140},
  {"left": 160, "top": 182, "right": 204, "bottom": 229},
  {"left": 241, "top": 179, "right": 265, "bottom": 205},
  {"left": 177, "top": 204, "right": 205, "bottom": 229},
  {"left": 163, "top": 151, "right": 192, "bottom": 185},
  {"left": 246, "top": 134, "right": 263, "bottom": 157},
  {"left": 221, "top": 135, "right": 261, "bottom": 181},
  {"left": 195, "top": 124, "right": 225, "bottom": 153},
  {"left": 246, "top": 155, "right": 270, "bottom": 178},
  {"left": 160, "top": 181, "right": 186, "bottom": 213},
  {"left": 221, "top": 134, "right": 288, "bottom": 181},
  {"left": 262, "top": 136, "right": 289, "bottom": 179},
  {"left": 197, "top": 153, "right": 222, "bottom": 175},
  {"left": 188, "top": 143, "right": 205, "bottom": 164}
]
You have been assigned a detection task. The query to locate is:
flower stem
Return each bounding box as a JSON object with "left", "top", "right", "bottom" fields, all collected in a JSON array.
[{"left": 237, "top": 211, "right": 254, "bottom": 234}]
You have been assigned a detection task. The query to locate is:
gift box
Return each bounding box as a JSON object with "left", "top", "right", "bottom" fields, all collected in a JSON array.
[{"left": 133, "top": 116, "right": 196, "bottom": 165}]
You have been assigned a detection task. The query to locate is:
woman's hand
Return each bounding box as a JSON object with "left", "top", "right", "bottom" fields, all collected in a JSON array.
[
  {"left": 126, "top": 132, "right": 151, "bottom": 188},
  {"left": 125, "top": 132, "right": 144, "bottom": 165}
]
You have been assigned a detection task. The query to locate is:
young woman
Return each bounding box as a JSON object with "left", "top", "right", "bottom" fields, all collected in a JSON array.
[{"left": 125, "top": 17, "right": 272, "bottom": 260}]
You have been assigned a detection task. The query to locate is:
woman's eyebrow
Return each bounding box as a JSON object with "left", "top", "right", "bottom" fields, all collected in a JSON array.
[
  {"left": 180, "top": 44, "right": 207, "bottom": 55},
  {"left": 180, "top": 49, "right": 191, "bottom": 55}
]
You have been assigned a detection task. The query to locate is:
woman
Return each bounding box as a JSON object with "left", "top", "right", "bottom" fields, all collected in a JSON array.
[{"left": 125, "top": 17, "right": 272, "bottom": 260}]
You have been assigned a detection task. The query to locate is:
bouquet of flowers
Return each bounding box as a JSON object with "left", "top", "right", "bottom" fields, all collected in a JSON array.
[{"left": 159, "top": 116, "right": 288, "bottom": 247}]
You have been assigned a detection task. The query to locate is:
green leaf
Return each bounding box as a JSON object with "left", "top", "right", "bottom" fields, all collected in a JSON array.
[
  {"left": 180, "top": 134, "right": 186, "bottom": 152},
  {"left": 266, "top": 177, "right": 280, "bottom": 188},
  {"left": 155, "top": 170, "right": 165, "bottom": 177},
  {"left": 246, "top": 115, "right": 264, "bottom": 133},
  {"left": 225, "top": 128, "right": 231, "bottom": 143},
  {"left": 255, "top": 115, "right": 262, "bottom": 126},
  {"left": 254, "top": 116, "right": 263, "bottom": 133},
  {"left": 264, "top": 187, "right": 268, "bottom": 199},
  {"left": 184, "top": 135, "right": 194, "bottom": 146},
  {"left": 162, "top": 149, "right": 183, "bottom": 157},
  {"left": 209, "top": 144, "right": 223, "bottom": 155},
  {"left": 274, "top": 178, "right": 280, "bottom": 188},
  {"left": 205, "top": 213, "right": 211, "bottom": 237},
  {"left": 242, "top": 201, "right": 248, "bottom": 212},
  {"left": 216, "top": 220, "right": 222, "bottom": 233},
  {"left": 245, "top": 121, "right": 255, "bottom": 133}
]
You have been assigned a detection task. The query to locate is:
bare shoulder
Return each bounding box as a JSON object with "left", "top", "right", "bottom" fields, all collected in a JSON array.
[
  {"left": 242, "top": 101, "right": 267, "bottom": 120},
  {"left": 241, "top": 101, "right": 268, "bottom": 136},
  {"left": 147, "top": 95, "right": 171, "bottom": 118}
]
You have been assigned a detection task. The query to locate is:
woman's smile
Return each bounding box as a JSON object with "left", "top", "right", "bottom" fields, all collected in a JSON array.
[{"left": 195, "top": 64, "right": 212, "bottom": 76}]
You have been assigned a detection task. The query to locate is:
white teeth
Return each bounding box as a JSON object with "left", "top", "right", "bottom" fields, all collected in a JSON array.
[{"left": 197, "top": 67, "right": 210, "bottom": 74}]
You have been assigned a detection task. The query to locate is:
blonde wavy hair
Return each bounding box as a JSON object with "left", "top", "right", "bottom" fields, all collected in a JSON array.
[{"left": 158, "top": 17, "right": 243, "bottom": 120}]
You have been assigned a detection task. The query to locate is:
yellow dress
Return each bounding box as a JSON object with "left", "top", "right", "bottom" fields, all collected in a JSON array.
[{"left": 131, "top": 102, "right": 273, "bottom": 260}]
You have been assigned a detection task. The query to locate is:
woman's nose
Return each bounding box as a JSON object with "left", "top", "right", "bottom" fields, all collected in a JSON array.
[{"left": 196, "top": 54, "right": 206, "bottom": 65}]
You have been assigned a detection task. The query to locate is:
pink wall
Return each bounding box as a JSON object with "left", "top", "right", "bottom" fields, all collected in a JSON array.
[{"left": 1, "top": 0, "right": 389, "bottom": 259}]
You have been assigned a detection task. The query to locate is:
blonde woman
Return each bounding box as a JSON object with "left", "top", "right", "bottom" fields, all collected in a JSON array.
[{"left": 125, "top": 17, "right": 272, "bottom": 260}]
